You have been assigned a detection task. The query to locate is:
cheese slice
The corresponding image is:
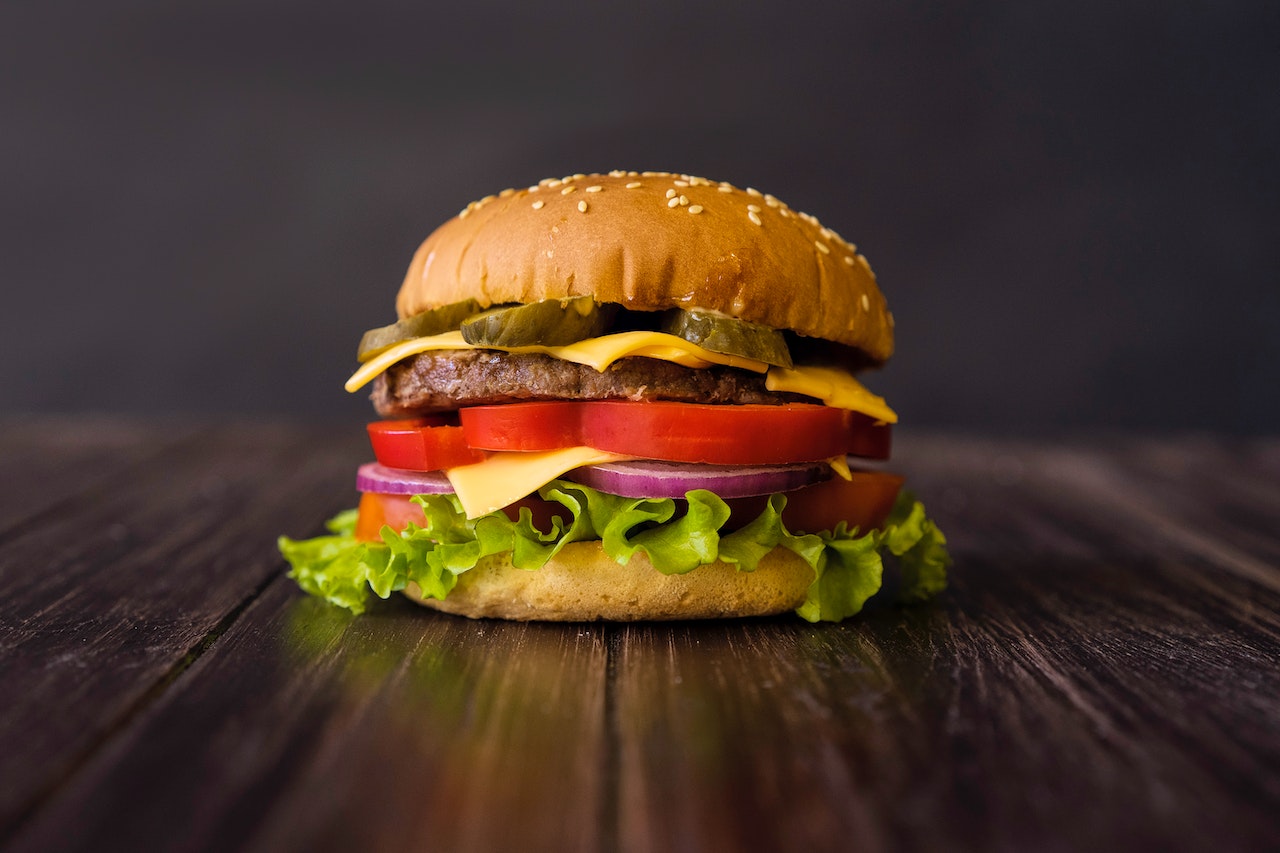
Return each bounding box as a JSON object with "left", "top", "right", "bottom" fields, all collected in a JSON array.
[
  {"left": 345, "top": 329, "right": 896, "bottom": 421},
  {"left": 345, "top": 330, "right": 769, "bottom": 394},
  {"left": 446, "top": 446, "right": 633, "bottom": 518},
  {"left": 827, "top": 455, "right": 853, "bottom": 481},
  {"left": 765, "top": 365, "right": 898, "bottom": 424}
]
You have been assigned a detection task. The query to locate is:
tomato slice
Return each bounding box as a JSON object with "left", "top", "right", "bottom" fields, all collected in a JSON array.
[
  {"left": 724, "top": 470, "right": 904, "bottom": 534},
  {"left": 367, "top": 418, "right": 486, "bottom": 471},
  {"left": 459, "top": 401, "right": 890, "bottom": 464},
  {"left": 455, "top": 401, "right": 581, "bottom": 451}
]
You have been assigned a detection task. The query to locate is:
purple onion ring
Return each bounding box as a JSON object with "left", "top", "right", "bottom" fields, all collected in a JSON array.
[{"left": 356, "top": 462, "right": 454, "bottom": 495}]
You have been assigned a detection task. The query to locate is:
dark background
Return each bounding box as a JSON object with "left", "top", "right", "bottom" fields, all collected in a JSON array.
[{"left": 3, "top": 1, "right": 1277, "bottom": 433}]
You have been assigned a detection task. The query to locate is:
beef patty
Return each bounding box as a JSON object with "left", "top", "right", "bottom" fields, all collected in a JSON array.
[{"left": 371, "top": 349, "right": 803, "bottom": 417}]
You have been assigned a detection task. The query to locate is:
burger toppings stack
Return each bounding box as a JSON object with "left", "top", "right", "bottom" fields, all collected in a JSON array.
[{"left": 280, "top": 171, "right": 949, "bottom": 622}]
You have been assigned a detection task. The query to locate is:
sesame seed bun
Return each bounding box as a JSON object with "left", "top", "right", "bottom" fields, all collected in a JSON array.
[
  {"left": 401, "top": 540, "right": 815, "bottom": 621},
  {"left": 395, "top": 171, "right": 894, "bottom": 363}
]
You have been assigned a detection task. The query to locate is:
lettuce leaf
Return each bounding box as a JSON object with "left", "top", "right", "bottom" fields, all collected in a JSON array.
[
  {"left": 277, "top": 509, "right": 373, "bottom": 615},
  {"left": 879, "top": 490, "right": 952, "bottom": 602},
  {"left": 278, "top": 483, "right": 950, "bottom": 622}
]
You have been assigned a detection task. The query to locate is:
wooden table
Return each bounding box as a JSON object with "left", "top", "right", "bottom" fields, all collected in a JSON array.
[{"left": 1, "top": 419, "right": 1277, "bottom": 852}]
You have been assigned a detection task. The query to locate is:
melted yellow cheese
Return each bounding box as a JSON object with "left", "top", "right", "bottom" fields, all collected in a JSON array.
[
  {"left": 765, "top": 366, "right": 897, "bottom": 423},
  {"left": 346, "top": 330, "right": 896, "bottom": 421},
  {"left": 446, "top": 446, "right": 633, "bottom": 518},
  {"left": 827, "top": 455, "right": 853, "bottom": 480},
  {"left": 345, "top": 330, "right": 768, "bottom": 393}
]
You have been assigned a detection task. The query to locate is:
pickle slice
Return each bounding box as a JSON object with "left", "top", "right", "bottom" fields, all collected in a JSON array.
[
  {"left": 357, "top": 298, "right": 482, "bottom": 361},
  {"left": 661, "top": 309, "right": 794, "bottom": 368},
  {"left": 460, "top": 297, "right": 616, "bottom": 347}
]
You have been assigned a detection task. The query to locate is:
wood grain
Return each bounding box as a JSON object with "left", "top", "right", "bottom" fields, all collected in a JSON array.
[
  {"left": 8, "top": 582, "right": 610, "bottom": 853},
  {"left": 0, "top": 421, "right": 364, "bottom": 838},
  {"left": 0, "top": 424, "right": 1277, "bottom": 853},
  {"left": 0, "top": 416, "right": 198, "bottom": 540}
]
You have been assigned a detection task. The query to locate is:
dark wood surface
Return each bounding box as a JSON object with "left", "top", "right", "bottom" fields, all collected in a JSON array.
[{"left": 1, "top": 418, "right": 1277, "bottom": 853}]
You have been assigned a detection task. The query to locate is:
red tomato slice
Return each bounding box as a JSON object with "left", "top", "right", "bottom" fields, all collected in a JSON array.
[
  {"left": 354, "top": 470, "right": 902, "bottom": 542},
  {"left": 367, "top": 418, "right": 486, "bottom": 471},
  {"left": 459, "top": 401, "right": 890, "bottom": 465},
  {"left": 724, "top": 470, "right": 904, "bottom": 534},
  {"left": 456, "top": 401, "right": 580, "bottom": 451}
]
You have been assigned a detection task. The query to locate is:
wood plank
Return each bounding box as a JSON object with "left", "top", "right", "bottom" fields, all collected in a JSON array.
[
  {"left": 610, "top": 434, "right": 1280, "bottom": 852},
  {"left": 1, "top": 426, "right": 1277, "bottom": 852},
  {"left": 896, "top": 432, "right": 1280, "bottom": 595},
  {"left": 7, "top": 581, "right": 610, "bottom": 853},
  {"left": 0, "top": 416, "right": 199, "bottom": 538},
  {"left": 0, "top": 423, "right": 365, "bottom": 840}
]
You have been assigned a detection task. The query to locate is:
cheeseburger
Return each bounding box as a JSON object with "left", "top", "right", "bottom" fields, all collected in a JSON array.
[{"left": 280, "top": 170, "right": 949, "bottom": 621}]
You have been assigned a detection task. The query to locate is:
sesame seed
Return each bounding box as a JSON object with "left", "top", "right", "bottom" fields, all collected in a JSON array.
[
  {"left": 561, "top": 186, "right": 577, "bottom": 195},
  {"left": 532, "top": 200, "right": 545, "bottom": 210},
  {"left": 674, "top": 180, "right": 689, "bottom": 187},
  {"left": 546, "top": 249, "right": 554, "bottom": 258},
  {"left": 608, "top": 169, "right": 626, "bottom": 177},
  {"left": 679, "top": 195, "right": 689, "bottom": 206},
  {"left": 779, "top": 209, "right": 792, "bottom": 218},
  {"left": 688, "top": 205, "right": 704, "bottom": 214},
  {"left": 667, "top": 197, "right": 681, "bottom": 208},
  {"left": 572, "top": 173, "right": 585, "bottom": 180},
  {"left": 500, "top": 188, "right": 515, "bottom": 198},
  {"left": 578, "top": 200, "right": 588, "bottom": 212},
  {"left": 666, "top": 189, "right": 677, "bottom": 199},
  {"left": 860, "top": 294, "right": 870, "bottom": 311},
  {"left": 717, "top": 185, "right": 733, "bottom": 193},
  {"left": 625, "top": 181, "right": 642, "bottom": 189},
  {"left": 764, "top": 194, "right": 779, "bottom": 207},
  {"left": 748, "top": 210, "right": 762, "bottom": 226},
  {"left": 586, "top": 185, "right": 603, "bottom": 193},
  {"left": 528, "top": 185, "right": 540, "bottom": 192},
  {"left": 815, "top": 241, "right": 830, "bottom": 254},
  {"left": 747, "top": 203, "right": 761, "bottom": 212},
  {"left": 746, "top": 187, "right": 762, "bottom": 197},
  {"left": 539, "top": 178, "right": 556, "bottom": 187},
  {"left": 843, "top": 255, "right": 855, "bottom": 266},
  {"left": 547, "top": 179, "right": 563, "bottom": 189}
]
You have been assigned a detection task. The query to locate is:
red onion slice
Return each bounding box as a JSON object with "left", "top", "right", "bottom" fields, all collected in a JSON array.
[
  {"left": 357, "top": 462, "right": 454, "bottom": 495},
  {"left": 563, "top": 459, "right": 831, "bottom": 499}
]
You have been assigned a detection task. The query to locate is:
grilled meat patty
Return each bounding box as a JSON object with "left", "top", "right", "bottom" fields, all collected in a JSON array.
[{"left": 371, "top": 349, "right": 803, "bottom": 417}]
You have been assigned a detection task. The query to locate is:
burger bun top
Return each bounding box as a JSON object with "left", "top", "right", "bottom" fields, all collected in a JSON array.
[{"left": 396, "top": 171, "right": 894, "bottom": 364}]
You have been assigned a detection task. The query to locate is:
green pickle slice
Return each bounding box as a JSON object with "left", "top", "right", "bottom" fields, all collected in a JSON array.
[
  {"left": 461, "top": 297, "right": 616, "bottom": 347},
  {"left": 661, "top": 309, "right": 794, "bottom": 368},
  {"left": 357, "top": 298, "right": 482, "bottom": 361}
]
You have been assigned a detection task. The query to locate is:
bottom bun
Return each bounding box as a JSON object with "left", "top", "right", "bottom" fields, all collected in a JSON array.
[{"left": 402, "top": 541, "right": 814, "bottom": 621}]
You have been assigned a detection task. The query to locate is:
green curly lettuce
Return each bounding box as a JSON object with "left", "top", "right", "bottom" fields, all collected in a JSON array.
[{"left": 278, "top": 483, "right": 950, "bottom": 622}]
